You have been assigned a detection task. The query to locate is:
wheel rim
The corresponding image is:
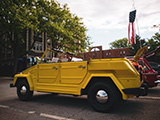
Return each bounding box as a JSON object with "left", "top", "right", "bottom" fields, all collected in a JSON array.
[
  {"left": 96, "top": 90, "right": 108, "bottom": 103},
  {"left": 20, "top": 86, "right": 27, "bottom": 95}
]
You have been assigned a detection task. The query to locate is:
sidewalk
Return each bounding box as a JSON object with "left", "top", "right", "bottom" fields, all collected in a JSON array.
[{"left": 0, "top": 77, "right": 13, "bottom": 80}]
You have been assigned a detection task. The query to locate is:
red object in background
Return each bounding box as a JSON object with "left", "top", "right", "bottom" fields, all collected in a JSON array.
[
  {"left": 128, "top": 22, "right": 136, "bottom": 45},
  {"left": 140, "top": 58, "right": 159, "bottom": 87},
  {"left": 130, "top": 58, "right": 159, "bottom": 87}
]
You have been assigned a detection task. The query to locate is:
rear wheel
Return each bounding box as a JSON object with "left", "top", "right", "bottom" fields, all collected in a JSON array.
[
  {"left": 87, "top": 82, "right": 118, "bottom": 112},
  {"left": 17, "top": 80, "right": 33, "bottom": 101}
]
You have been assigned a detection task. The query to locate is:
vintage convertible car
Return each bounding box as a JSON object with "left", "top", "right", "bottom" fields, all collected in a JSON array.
[{"left": 10, "top": 48, "right": 146, "bottom": 112}]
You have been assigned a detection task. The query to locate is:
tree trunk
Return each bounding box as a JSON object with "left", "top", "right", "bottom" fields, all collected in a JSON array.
[{"left": 13, "top": 45, "right": 19, "bottom": 76}]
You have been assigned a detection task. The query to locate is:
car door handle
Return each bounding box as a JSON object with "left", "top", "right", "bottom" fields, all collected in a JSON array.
[
  {"left": 79, "top": 66, "right": 85, "bottom": 69},
  {"left": 52, "top": 67, "right": 58, "bottom": 70}
]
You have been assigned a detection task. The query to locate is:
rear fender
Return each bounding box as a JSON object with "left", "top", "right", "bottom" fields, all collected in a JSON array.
[{"left": 82, "top": 73, "right": 128, "bottom": 100}]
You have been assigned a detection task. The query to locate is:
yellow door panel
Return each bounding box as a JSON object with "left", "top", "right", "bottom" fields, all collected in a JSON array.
[
  {"left": 38, "top": 63, "right": 59, "bottom": 83},
  {"left": 60, "top": 61, "right": 87, "bottom": 84}
]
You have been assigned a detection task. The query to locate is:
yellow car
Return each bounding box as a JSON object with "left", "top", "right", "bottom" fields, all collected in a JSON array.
[{"left": 10, "top": 48, "right": 146, "bottom": 112}]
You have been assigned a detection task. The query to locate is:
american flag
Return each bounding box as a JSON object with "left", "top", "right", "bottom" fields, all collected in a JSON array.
[{"left": 128, "top": 10, "right": 136, "bottom": 45}]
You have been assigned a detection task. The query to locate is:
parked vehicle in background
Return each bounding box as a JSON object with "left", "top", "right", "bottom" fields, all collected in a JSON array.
[
  {"left": 137, "top": 58, "right": 159, "bottom": 87},
  {"left": 149, "top": 62, "right": 160, "bottom": 75},
  {"left": 146, "top": 46, "right": 160, "bottom": 65},
  {"left": 10, "top": 48, "right": 147, "bottom": 112},
  {"left": 127, "top": 46, "right": 160, "bottom": 90}
]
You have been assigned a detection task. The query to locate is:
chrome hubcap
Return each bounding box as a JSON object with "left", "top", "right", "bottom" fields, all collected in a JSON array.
[
  {"left": 20, "top": 86, "right": 27, "bottom": 95},
  {"left": 96, "top": 90, "right": 108, "bottom": 103}
]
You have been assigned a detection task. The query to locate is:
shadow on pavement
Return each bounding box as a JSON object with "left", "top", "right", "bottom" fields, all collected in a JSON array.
[
  {"left": 148, "top": 87, "right": 160, "bottom": 96},
  {"left": 30, "top": 93, "right": 144, "bottom": 114}
]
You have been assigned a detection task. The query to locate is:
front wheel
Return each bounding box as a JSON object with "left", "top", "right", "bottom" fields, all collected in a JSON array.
[
  {"left": 87, "top": 82, "right": 118, "bottom": 112},
  {"left": 17, "top": 80, "right": 33, "bottom": 101}
]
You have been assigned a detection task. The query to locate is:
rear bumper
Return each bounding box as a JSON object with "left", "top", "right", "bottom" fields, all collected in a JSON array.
[{"left": 122, "top": 87, "right": 145, "bottom": 96}]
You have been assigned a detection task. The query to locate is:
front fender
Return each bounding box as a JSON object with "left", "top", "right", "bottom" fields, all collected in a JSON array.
[{"left": 13, "top": 74, "right": 34, "bottom": 91}]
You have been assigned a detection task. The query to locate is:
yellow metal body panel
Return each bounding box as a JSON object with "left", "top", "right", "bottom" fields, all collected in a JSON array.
[
  {"left": 13, "top": 74, "right": 34, "bottom": 91},
  {"left": 12, "top": 49, "right": 141, "bottom": 100},
  {"left": 60, "top": 61, "right": 87, "bottom": 84},
  {"left": 38, "top": 64, "right": 59, "bottom": 83},
  {"left": 81, "top": 73, "right": 129, "bottom": 100},
  {"left": 133, "top": 46, "right": 148, "bottom": 62}
]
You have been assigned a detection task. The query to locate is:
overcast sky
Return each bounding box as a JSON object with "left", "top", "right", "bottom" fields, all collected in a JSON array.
[{"left": 57, "top": 0, "right": 160, "bottom": 49}]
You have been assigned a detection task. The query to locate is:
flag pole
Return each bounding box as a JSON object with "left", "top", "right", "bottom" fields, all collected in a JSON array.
[{"left": 132, "top": 0, "right": 142, "bottom": 48}]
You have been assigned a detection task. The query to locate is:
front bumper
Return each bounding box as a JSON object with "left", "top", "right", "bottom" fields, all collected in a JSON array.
[
  {"left": 10, "top": 83, "right": 15, "bottom": 87},
  {"left": 155, "top": 80, "right": 160, "bottom": 84}
]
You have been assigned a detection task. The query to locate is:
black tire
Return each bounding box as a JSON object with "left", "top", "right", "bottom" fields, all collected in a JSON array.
[
  {"left": 17, "top": 80, "right": 33, "bottom": 101},
  {"left": 87, "top": 82, "right": 118, "bottom": 112},
  {"left": 51, "top": 93, "right": 58, "bottom": 96},
  {"left": 141, "top": 82, "right": 148, "bottom": 96}
]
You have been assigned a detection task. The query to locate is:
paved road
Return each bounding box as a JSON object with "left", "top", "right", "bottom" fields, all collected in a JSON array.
[{"left": 0, "top": 79, "right": 160, "bottom": 120}]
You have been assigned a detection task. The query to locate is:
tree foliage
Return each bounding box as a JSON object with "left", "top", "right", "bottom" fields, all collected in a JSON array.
[
  {"left": 109, "top": 35, "right": 147, "bottom": 56},
  {"left": 109, "top": 38, "right": 131, "bottom": 49},
  {"left": 0, "top": 0, "right": 90, "bottom": 74},
  {"left": 109, "top": 32, "right": 160, "bottom": 56},
  {"left": 147, "top": 32, "right": 160, "bottom": 53},
  {"left": 0, "top": 0, "right": 90, "bottom": 53},
  {"left": 129, "top": 35, "right": 147, "bottom": 55}
]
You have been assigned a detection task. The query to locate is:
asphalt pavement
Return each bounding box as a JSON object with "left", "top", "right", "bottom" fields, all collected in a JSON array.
[{"left": 0, "top": 78, "right": 160, "bottom": 120}]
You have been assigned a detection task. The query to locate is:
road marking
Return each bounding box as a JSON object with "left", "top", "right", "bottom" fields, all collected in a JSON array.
[
  {"left": 0, "top": 105, "right": 9, "bottom": 108},
  {"left": 40, "top": 113, "right": 74, "bottom": 120},
  {"left": 139, "top": 96, "right": 160, "bottom": 100},
  {"left": 28, "top": 111, "right": 36, "bottom": 114}
]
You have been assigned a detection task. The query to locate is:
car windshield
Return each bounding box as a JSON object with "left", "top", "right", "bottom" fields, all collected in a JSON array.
[{"left": 39, "top": 49, "right": 83, "bottom": 63}]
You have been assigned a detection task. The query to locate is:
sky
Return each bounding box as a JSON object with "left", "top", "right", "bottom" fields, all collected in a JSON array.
[{"left": 57, "top": 0, "right": 160, "bottom": 50}]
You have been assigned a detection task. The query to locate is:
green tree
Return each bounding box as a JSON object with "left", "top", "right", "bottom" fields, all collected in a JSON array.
[
  {"left": 147, "top": 32, "right": 160, "bottom": 53},
  {"left": 129, "top": 35, "right": 147, "bottom": 55},
  {"left": 0, "top": 0, "right": 90, "bottom": 75},
  {"left": 109, "top": 38, "right": 131, "bottom": 49},
  {"left": 109, "top": 35, "right": 147, "bottom": 56},
  {"left": 0, "top": 0, "right": 40, "bottom": 74},
  {"left": 34, "top": 0, "right": 90, "bottom": 53}
]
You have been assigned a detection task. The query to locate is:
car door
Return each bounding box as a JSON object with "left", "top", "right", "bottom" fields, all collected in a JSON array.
[
  {"left": 60, "top": 61, "right": 87, "bottom": 84},
  {"left": 38, "top": 63, "right": 59, "bottom": 83}
]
